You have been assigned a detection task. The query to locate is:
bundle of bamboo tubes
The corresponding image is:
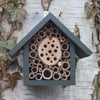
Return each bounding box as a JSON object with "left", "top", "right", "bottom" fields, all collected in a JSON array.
[{"left": 29, "top": 22, "right": 71, "bottom": 80}]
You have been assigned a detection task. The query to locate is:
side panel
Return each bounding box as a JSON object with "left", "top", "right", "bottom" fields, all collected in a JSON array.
[
  {"left": 70, "top": 41, "right": 75, "bottom": 85},
  {"left": 23, "top": 42, "right": 30, "bottom": 85}
]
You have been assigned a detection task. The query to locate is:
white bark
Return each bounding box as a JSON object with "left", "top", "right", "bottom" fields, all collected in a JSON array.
[{"left": 3, "top": 0, "right": 99, "bottom": 100}]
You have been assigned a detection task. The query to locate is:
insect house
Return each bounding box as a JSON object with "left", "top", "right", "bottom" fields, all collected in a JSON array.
[{"left": 9, "top": 13, "right": 92, "bottom": 86}]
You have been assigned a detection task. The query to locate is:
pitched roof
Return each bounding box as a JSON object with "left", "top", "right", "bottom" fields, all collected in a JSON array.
[{"left": 9, "top": 13, "right": 92, "bottom": 58}]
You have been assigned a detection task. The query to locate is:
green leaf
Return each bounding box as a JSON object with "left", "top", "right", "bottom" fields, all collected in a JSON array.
[
  {"left": 0, "top": 39, "right": 16, "bottom": 51},
  {"left": 0, "top": 41, "right": 6, "bottom": 51},
  {"left": 6, "top": 39, "right": 16, "bottom": 49},
  {"left": 7, "top": 4, "right": 27, "bottom": 22}
]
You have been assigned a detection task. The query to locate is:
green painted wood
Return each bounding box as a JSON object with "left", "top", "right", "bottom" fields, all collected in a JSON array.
[
  {"left": 23, "top": 42, "right": 29, "bottom": 85},
  {"left": 9, "top": 13, "right": 92, "bottom": 58},
  {"left": 70, "top": 41, "right": 75, "bottom": 85},
  {"left": 23, "top": 41, "right": 75, "bottom": 86}
]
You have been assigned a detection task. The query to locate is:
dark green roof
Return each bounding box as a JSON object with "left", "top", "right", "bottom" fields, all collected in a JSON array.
[{"left": 9, "top": 13, "right": 92, "bottom": 58}]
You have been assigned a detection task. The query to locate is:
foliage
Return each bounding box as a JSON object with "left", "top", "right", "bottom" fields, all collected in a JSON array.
[
  {"left": 0, "top": 0, "right": 27, "bottom": 96},
  {"left": 0, "top": 39, "right": 16, "bottom": 51},
  {"left": 74, "top": 24, "right": 80, "bottom": 39},
  {"left": 6, "top": 71, "right": 22, "bottom": 90},
  {"left": 85, "top": 0, "right": 100, "bottom": 45}
]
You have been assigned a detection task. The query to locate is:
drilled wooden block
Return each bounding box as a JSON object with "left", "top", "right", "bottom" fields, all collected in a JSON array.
[{"left": 38, "top": 37, "right": 61, "bottom": 65}]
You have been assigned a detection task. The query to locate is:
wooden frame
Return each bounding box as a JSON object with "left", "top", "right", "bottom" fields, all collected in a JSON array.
[{"left": 23, "top": 41, "right": 75, "bottom": 86}]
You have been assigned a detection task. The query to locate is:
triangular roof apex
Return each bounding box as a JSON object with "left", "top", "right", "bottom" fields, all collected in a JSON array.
[{"left": 9, "top": 13, "right": 92, "bottom": 58}]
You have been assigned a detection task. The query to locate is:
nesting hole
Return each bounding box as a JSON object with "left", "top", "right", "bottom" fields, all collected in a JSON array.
[
  {"left": 63, "top": 63, "right": 68, "bottom": 69},
  {"left": 40, "top": 53, "right": 44, "bottom": 57},
  {"left": 46, "top": 23, "right": 52, "bottom": 29},
  {"left": 53, "top": 67, "right": 58, "bottom": 72},
  {"left": 52, "top": 54, "right": 54, "bottom": 56},
  {"left": 54, "top": 73, "right": 59, "bottom": 79},
  {"left": 60, "top": 70, "right": 64, "bottom": 74},
  {"left": 50, "top": 61, "right": 53, "bottom": 63},
  {"left": 37, "top": 74, "right": 41, "bottom": 79},
  {"left": 48, "top": 50, "right": 52, "bottom": 53},
  {"left": 39, "top": 31, "right": 44, "bottom": 37},
  {"left": 52, "top": 40, "right": 55, "bottom": 42},
  {"left": 51, "top": 44, "right": 55, "bottom": 47},
  {"left": 44, "top": 44, "right": 47, "bottom": 48},
  {"left": 32, "top": 67, "right": 37, "bottom": 73},
  {"left": 64, "top": 51, "right": 69, "bottom": 56},
  {"left": 46, "top": 31, "right": 51, "bottom": 36},
  {"left": 62, "top": 43, "right": 68, "bottom": 50},
  {"left": 48, "top": 42, "right": 50, "bottom": 44},
  {"left": 41, "top": 49, "right": 44, "bottom": 51},
  {"left": 66, "top": 71, "right": 70, "bottom": 75},
  {"left": 30, "top": 51, "right": 36, "bottom": 57},
  {"left": 31, "top": 44, "right": 35, "bottom": 50},
  {"left": 56, "top": 46, "right": 58, "bottom": 48},
  {"left": 34, "top": 59, "right": 39, "bottom": 64},
  {"left": 45, "top": 53, "right": 48, "bottom": 56},
  {"left": 53, "top": 27, "right": 58, "bottom": 33},
  {"left": 44, "top": 70, "right": 51, "bottom": 78},
  {"left": 47, "top": 57, "right": 50, "bottom": 61},
  {"left": 54, "top": 49, "right": 57, "bottom": 53},
  {"left": 30, "top": 73, "right": 34, "bottom": 78},
  {"left": 54, "top": 57, "right": 57, "bottom": 61}
]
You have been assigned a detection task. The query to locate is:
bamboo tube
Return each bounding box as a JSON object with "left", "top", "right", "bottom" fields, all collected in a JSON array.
[
  {"left": 33, "top": 58, "right": 40, "bottom": 65},
  {"left": 53, "top": 72, "right": 61, "bottom": 80},
  {"left": 61, "top": 74, "right": 68, "bottom": 80},
  {"left": 59, "top": 36, "right": 66, "bottom": 43},
  {"left": 36, "top": 37, "right": 42, "bottom": 44},
  {"left": 29, "top": 62, "right": 33, "bottom": 67},
  {"left": 61, "top": 57, "right": 65, "bottom": 61},
  {"left": 66, "top": 70, "right": 70, "bottom": 77},
  {"left": 30, "top": 44, "right": 37, "bottom": 50},
  {"left": 55, "top": 33, "right": 61, "bottom": 38},
  {"left": 37, "top": 64, "right": 42, "bottom": 69},
  {"left": 42, "top": 68, "right": 52, "bottom": 80},
  {"left": 31, "top": 67, "right": 38, "bottom": 73},
  {"left": 61, "top": 42, "right": 69, "bottom": 50},
  {"left": 45, "top": 30, "right": 52, "bottom": 37},
  {"left": 62, "top": 61, "right": 70, "bottom": 70},
  {"left": 59, "top": 68, "right": 65, "bottom": 75},
  {"left": 38, "top": 30, "right": 46, "bottom": 38},
  {"left": 35, "top": 73, "right": 42, "bottom": 80},
  {"left": 30, "top": 37, "right": 36, "bottom": 44},
  {"left": 45, "top": 22, "right": 53, "bottom": 30},
  {"left": 53, "top": 66, "right": 59, "bottom": 73},
  {"left": 29, "top": 50, "right": 37, "bottom": 58},
  {"left": 52, "top": 27, "right": 59, "bottom": 34},
  {"left": 63, "top": 51, "right": 70, "bottom": 58},
  {"left": 29, "top": 72, "right": 35, "bottom": 79}
]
